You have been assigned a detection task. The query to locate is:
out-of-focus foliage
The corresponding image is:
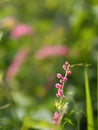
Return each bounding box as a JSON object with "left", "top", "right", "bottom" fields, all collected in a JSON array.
[{"left": 0, "top": 0, "right": 97, "bottom": 129}]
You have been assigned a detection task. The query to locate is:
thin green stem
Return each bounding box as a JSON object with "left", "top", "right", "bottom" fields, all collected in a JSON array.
[
  {"left": 70, "top": 63, "right": 91, "bottom": 68},
  {"left": 77, "top": 118, "right": 80, "bottom": 130},
  {"left": 0, "top": 103, "right": 10, "bottom": 110},
  {"left": 84, "top": 67, "right": 95, "bottom": 130},
  {"left": 97, "top": 52, "right": 98, "bottom": 99}
]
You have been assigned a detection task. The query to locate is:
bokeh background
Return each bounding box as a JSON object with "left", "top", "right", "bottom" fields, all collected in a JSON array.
[{"left": 0, "top": 0, "right": 97, "bottom": 130}]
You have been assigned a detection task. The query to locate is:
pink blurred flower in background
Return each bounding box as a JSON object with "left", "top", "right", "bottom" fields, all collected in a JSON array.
[
  {"left": 5, "top": 48, "right": 29, "bottom": 80},
  {"left": 35, "top": 45, "right": 69, "bottom": 59},
  {"left": 10, "top": 24, "right": 33, "bottom": 39}
]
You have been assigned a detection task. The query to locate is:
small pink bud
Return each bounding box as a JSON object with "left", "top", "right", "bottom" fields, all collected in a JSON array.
[
  {"left": 65, "top": 61, "right": 69, "bottom": 65},
  {"left": 53, "top": 112, "right": 60, "bottom": 120},
  {"left": 66, "top": 70, "right": 72, "bottom": 75},
  {"left": 52, "top": 112, "right": 60, "bottom": 126},
  {"left": 57, "top": 73, "right": 62, "bottom": 79},
  {"left": 56, "top": 89, "right": 63, "bottom": 97},
  {"left": 60, "top": 79, "right": 63, "bottom": 83},
  {"left": 55, "top": 83, "right": 63, "bottom": 89},
  {"left": 52, "top": 120, "right": 57, "bottom": 125},
  {"left": 63, "top": 76, "right": 68, "bottom": 82},
  {"left": 56, "top": 93, "right": 59, "bottom": 97},
  {"left": 62, "top": 64, "right": 66, "bottom": 70}
]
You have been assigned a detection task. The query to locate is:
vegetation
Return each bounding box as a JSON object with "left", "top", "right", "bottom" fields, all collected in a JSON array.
[{"left": 0, "top": 0, "right": 97, "bottom": 129}]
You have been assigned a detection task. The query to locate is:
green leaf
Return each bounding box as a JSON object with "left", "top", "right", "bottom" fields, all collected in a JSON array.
[
  {"left": 84, "top": 68, "right": 95, "bottom": 130},
  {"left": 21, "top": 117, "right": 58, "bottom": 130},
  {"left": 64, "top": 118, "right": 74, "bottom": 126}
]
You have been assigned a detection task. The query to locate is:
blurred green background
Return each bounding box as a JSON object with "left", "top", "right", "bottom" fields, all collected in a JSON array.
[{"left": 0, "top": 0, "right": 97, "bottom": 130}]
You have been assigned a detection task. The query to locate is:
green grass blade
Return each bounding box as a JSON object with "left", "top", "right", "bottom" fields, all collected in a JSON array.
[
  {"left": 84, "top": 68, "right": 95, "bottom": 130},
  {"left": 0, "top": 32, "right": 3, "bottom": 41}
]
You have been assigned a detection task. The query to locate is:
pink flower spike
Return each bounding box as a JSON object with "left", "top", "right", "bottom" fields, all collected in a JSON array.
[
  {"left": 5, "top": 48, "right": 29, "bottom": 80},
  {"left": 10, "top": 24, "right": 33, "bottom": 39},
  {"left": 57, "top": 73, "right": 62, "bottom": 79},
  {"left": 55, "top": 83, "right": 63, "bottom": 89},
  {"left": 35, "top": 45, "right": 69, "bottom": 59}
]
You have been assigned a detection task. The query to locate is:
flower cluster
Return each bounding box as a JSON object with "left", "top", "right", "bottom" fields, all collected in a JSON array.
[
  {"left": 52, "top": 61, "right": 72, "bottom": 127},
  {"left": 56, "top": 61, "right": 72, "bottom": 98}
]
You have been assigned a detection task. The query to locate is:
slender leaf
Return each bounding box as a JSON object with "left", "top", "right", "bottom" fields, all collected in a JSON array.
[{"left": 84, "top": 68, "right": 95, "bottom": 130}]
